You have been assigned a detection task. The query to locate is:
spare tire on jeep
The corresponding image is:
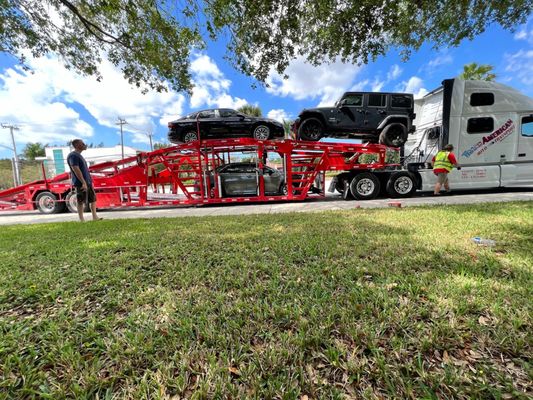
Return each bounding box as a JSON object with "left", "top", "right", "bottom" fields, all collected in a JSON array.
[{"left": 379, "top": 123, "right": 408, "bottom": 147}]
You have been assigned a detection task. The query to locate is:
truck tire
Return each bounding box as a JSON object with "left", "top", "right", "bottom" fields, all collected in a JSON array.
[
  {"left": 35, "top": 191, "right": 65, "bottom": 214},
  {"left": 298, "top": 118, "right": 324, "bottom": 141},
  {"left": 386, "top": 171, "right": 416, "bottom": 198},
  {"left": 379, "top": 123, "right": 408, "bottom": 147},
  {"left": 65, "top": 190, "right": 91, "bottom": 213},
  {"left": 349, "top": 172, "right": 380, "bottom": 200}
]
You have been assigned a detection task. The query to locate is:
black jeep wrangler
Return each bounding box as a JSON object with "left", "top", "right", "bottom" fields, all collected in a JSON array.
[{"left": 292, "top": 92, "right": 416, "bottom": 146}]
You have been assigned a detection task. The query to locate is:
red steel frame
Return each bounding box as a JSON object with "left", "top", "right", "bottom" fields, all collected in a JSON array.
[{"left": 0, "top": 138, "right": 398, "bottom": 212}]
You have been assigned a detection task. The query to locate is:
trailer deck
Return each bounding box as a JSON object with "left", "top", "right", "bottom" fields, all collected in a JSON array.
[{"left": 0, "top": 138, "right": 400, "bottom": 213}]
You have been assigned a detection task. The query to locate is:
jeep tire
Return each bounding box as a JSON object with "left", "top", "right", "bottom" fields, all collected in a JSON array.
[
  {"left": 298, "top": 118, "right": 324, "bottom": 141},
  {"left": 379, "top": 123, "right": 408, "bottom": 147}
]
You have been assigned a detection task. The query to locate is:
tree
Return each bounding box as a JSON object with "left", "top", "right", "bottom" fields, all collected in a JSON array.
[
  {"left": 153, "top": 142, "right": 171, "bottom": 150},
  {"left": 283, "top": 119, "right": 294, "bottom": 139},
  {"left": 237, "top": 104, "right": 262, "bottom": 117},
  {"left": 458, "top": 63, "right": 497, "bottom": 81},
  {"left": 1, "top": 1, "right": 530, "bottom": 92},
  {"left": 1, "top": 0, "right": 198, "bottom": 93},
  {"left": 22, "top": 142, "right": 46, "bottom": 160}
]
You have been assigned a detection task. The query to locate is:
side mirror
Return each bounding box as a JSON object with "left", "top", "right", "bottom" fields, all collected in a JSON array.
[
  {"left": 237, "top": 113, "right": 246, "bottom": 120},
  {"left": 265, "top": 168, "right": 274, "bottom": 175}
]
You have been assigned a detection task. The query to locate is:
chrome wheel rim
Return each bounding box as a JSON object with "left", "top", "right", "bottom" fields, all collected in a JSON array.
[
  {"left": 184, "top": 131, "right": 198, "bottom": 142},
  {"left": 254, "top": 126, "right": 270, "bottom": 140},
  {"left": 356, "top": 179, "right": 375, "bottom": 196},
  {"left": 38, "top": 195, "right": 55, "bottom": 211},
  {"left": 394, "top": 176, "right": 413, "bottom": 194},
  {"left": 67, "top": 193, "right": 78, "bottom": 211}
]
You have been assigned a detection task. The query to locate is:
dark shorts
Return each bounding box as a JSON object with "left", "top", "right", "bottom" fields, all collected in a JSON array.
[{"left": 75, "top": 185, "right": 97, "bottom": 204}]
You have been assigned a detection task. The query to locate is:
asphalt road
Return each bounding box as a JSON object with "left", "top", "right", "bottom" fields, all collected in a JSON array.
[{"left": 1, "top": 187, "right": 532, "bottom": 226}]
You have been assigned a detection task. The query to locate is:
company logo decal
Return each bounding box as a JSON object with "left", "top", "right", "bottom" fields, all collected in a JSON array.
[{"left": 462, "top": 119, "right": 514, "bottom": 158}]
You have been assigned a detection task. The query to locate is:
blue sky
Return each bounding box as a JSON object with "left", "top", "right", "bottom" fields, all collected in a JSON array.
[{"left": 1, "top": 16, "right": 533, "bottom": 159}]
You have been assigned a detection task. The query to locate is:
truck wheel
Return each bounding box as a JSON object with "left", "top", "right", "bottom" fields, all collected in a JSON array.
[
  {"left": 349, "top": 172, "right": 380, "bottom": 200},
  {"left": 379, "top": 123, "right": 407, "bottom": 147},
  {"left": 65, "top": 191, "right": 78, "bottom": 213},
  {"left": 65, "top": 190, "right": 91, "bottom": 212},
  {"left": 35, "top": 191, "right": 65, "bottom": 214},
  {"left": 298, "top": 118, "right": 324, "bottom": 141},
  {"left": 386, "top": 171, "right": 416, "bottom": 198}
]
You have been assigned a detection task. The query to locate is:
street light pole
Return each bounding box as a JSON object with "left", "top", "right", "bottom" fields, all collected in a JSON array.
[
  {"left": 1, "top": 124, "right": 21, "bottom": 185},
  {"left": 116, "top": 118, "right": 128, "bottom": 160}
]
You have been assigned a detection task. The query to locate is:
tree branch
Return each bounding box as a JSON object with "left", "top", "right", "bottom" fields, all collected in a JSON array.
[{"left": 58, "top": 0, "right": 130, "bottom": 48}]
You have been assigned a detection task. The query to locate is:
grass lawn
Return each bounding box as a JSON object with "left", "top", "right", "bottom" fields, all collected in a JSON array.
[{"left": 0, "top": 202, "right": 531, "bottom": 399}]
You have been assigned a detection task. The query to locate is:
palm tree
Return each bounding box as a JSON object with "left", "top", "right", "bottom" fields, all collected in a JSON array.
[
  {"left": 458, "top": 63, "right": 496, "bottom": 81},
  {"left": 237, "top": 104, "right": 262, "bottom": 117},
  {"left": 283, "top": 119, "right": 294, "bottom": 139}
]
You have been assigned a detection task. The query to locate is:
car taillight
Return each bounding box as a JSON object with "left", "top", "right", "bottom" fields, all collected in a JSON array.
[{"left": 168, "top": 122, "right": 175, "bottom": 129}]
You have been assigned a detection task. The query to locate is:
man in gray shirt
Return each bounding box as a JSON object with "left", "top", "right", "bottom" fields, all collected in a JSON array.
[{"left": 67, "top": 139, "right": 102, "bottom": 222}]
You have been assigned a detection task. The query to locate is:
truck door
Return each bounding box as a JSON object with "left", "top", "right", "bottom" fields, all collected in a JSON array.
[{"left": 518, "top": 115, "right": 533, "bottom": 161}]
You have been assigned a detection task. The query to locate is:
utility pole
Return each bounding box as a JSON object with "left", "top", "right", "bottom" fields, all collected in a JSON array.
[
  {"left": 147, "top": 131, "right": 154, "bottom": 151},
  {"left": 116, "top": 118, "right": 128, "bottom": 160},
  {"left": 1, "top": 123, "right": 21, "bottom": 186}
]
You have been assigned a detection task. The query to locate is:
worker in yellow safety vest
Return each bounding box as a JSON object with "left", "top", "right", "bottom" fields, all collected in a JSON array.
[{"left": 431, "top": 144, "right": 459, "bottom": 195}]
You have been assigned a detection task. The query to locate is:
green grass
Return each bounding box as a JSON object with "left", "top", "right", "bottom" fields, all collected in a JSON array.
[{"left": 0, "top": 203, "right": 532, "bottom": 399}]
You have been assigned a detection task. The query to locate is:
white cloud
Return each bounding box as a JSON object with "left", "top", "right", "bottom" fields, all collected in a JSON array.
[
  {"left": 350, "top": 80, "right": 369, "bottom": 91},
  {"left": 371, "top": 80, "right": 385, "bottom": 92},
  {"left": 387, "top": 64, "right": 403, "bottom": 81},
  {"left": 0, "top": 55, "right": 186, "bottom": 150},
  {"left": 266, "top": 56, "right": 363, "bottom": 107},
  {"left": 514, "top": 29, "right": 528, "bottom": 40},
  {"left": 398, "top": 76, "right": 428, "bottom": 99},
  {"left": 513, "top": 18, "right": 533, "bottom": 44},
  {"left": 505, "top": 49, "right": 533, "bottom": 85},
  {"left": 267, "top": 109, "right": 291, "bottom": 122},
  {"left": 189, "top": 54, "right": 248, "bottom": 110},
  {"left": 428, "top": 53, "right": 453, "bottom": 68},
  {"left": 369, "top": 64, "right": 402, "bottom": 92}
]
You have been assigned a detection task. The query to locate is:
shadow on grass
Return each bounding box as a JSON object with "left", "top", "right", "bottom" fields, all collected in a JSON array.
[{"left": 0, "top": 205, "right": 531, "bottom": 399}]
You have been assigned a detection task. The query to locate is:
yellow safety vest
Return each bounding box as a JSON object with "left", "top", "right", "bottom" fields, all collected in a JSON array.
[{"left": 433, "top": 151, "right": 453, "bottom": 172}]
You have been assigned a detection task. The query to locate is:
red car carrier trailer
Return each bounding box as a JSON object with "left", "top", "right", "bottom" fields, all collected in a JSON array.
[{"left": 0, "top": 138, "right": 405, "bottom": 214}]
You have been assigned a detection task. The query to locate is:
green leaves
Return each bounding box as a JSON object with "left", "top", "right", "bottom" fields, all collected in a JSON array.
[
  {"left": 1, "top": 1, "right": 530, "bottom": 93},
  {"left": 459, "top": 62, "right": 497, "bottom": 81}
]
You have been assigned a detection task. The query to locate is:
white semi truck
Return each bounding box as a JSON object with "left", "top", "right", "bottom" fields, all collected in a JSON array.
[
  {"left": 404, "top": 78, "right": 533, "bottom": 192},
  {"left": 332, "top": 78, "right": 533, "bottom": 199}
]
